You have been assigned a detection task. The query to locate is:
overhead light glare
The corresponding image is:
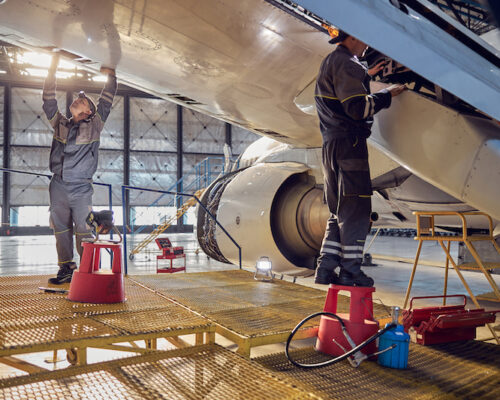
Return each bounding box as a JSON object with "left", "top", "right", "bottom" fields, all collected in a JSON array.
[{"left": 92, "top": 75, "right": 108, "bottom": 82}]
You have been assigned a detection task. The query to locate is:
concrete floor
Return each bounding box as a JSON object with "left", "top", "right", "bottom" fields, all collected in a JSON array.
[
  {"left": 0, "top": 231, "right": 498, "bottom": 372},
  {"left": 0, "top": 232, "right": 234, "bottom": 277}
]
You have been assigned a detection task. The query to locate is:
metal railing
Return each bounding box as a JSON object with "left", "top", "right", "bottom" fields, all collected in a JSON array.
[
  {"left": 0, "top": 167, "right": 115, "bottom": 267},
  {"left": 129, "top": 156, "right": 238, "bottom": 235},
  {"left": 121, "top": 184, "right": 242, "bottom": 274},
  {"left": 0, "top": 168, "right": 113, "bottom": 214}
]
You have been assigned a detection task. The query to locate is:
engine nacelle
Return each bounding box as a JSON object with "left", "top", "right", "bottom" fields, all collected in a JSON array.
[{"left": 197, "top": 162, "right": 328, "bottom": 276}]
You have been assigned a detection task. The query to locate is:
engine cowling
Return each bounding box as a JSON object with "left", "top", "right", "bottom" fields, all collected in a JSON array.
[{"left": 197, "top": 162, "right": 329, "bottom": 276}]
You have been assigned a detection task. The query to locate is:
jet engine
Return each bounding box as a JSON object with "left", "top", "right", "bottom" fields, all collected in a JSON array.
[{"left": 197, "top": 162, "right": 329, "bottom": 276}]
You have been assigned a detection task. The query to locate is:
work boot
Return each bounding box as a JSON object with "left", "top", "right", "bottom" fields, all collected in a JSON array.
[
  {"left": 314, "top": 267, "right": 339, "bottom": 285},
  {"left": 48, "top": 262, "right": 77, "bottom": 285},
  {"left": 338, "top": 270, "right": 374, "bottom": 287}
]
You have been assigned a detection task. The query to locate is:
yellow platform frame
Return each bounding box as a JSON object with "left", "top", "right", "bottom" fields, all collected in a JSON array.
[
  {"left": 0, "top": 344, "right": 319, "bottom": 400},
  {"left": 0, "top": 276, "right": 215, "bottom": 375},
  {"left": 131, "top": 271, "right": 390, "bottom": 357}
]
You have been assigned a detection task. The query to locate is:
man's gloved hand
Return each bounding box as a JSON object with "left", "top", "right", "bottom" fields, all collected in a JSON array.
[
  {"left": 368, "top": 59, "right": 388, "bottom": 77},
  {"left": 387, "top": 84, "right": 407, "bottom": 97}
]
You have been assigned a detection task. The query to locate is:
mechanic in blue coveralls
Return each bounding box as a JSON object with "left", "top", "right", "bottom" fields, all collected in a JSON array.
[
  {"left": 42, "top": 54, "right": 117, "bottom": 284},
  {"left": 314, "top": 29, "right": 405, "bottom": 287}
]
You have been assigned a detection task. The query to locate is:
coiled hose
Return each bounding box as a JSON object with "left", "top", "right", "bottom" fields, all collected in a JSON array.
[{"left": 285, "top": 311, "right": 396, "bottom": 368}]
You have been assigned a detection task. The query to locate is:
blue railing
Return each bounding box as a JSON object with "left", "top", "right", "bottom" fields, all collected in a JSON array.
[
  {"left": 0, "top": 167, "right": 113, "bottom": 213},
  {"left": 129, "top": 156, "right": 239, "bottom": 234},
  {"left": 121, "top": 184, "right": 242, "bottom": 275},
  {"left": 0, "top": 167, "right": 115, "bottom": 266}
]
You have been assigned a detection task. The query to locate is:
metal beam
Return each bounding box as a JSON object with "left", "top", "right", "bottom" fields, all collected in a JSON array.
[
  {"left": 225, "top": 123, "right": 232, "bottom": 148},
  {"left": 177, "top": 105, "right": 184, "bottom": 226},
  {"left": 6, "top": 143, "right": 225, "bottom": 157},
  {"left": 124, "top": 94, "right": 131, "bottom": 226},
  {"left": 0, "top": 77, "right": 156, "bottom": 99},
  {"left": 65, "top": 90, "right": 73, "bottom": 118},
  {"left": 2, "top": 83, "right": 11, "bottom": 234}
]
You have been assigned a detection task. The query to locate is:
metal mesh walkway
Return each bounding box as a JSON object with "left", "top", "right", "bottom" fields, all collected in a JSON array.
[
  {"left": 132, "top": 271, "right": 389, "bottom": 356},
  {"left": 0, "top": 345, "right": 319, "bottom": 400},
  {"left": 0, "top": 275, "right": 214, "bottom": 368},
  {"left": 3, "top": 340, "right": 496, "bottom": 399},
  {"left": 255, "top": 340, "right": 500, "bottom": 400}
]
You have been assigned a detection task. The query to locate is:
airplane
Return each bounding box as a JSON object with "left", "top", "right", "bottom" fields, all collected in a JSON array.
[{"left": 0, "top": 0, "right": 499, "bottom": 276}]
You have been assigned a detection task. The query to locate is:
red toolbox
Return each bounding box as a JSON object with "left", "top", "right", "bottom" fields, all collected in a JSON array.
[
  {"left": 402, "top": 295, "right": 498, "bottom": 345},
  {"left": 155, "top": 237, "right": 186, "bottom": 273}
]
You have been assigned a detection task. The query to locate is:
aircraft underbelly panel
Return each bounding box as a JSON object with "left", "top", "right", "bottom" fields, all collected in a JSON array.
[
  {"left": 0, "top": 0, "right": 329, "bottom": 147},
  {"left": 295, "top": 0, "right": 500, "bottom": 121},
  {"left": 372, "top": 90, "right": 500, "bottom": 220}
]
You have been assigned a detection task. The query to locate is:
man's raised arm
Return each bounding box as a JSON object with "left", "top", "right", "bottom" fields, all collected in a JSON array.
[
  {"left": 95, "top": 67, "right": 117, "bottom": 127},
  {"left": 42, "top": 54, "right": 61, "bottom": 128}
]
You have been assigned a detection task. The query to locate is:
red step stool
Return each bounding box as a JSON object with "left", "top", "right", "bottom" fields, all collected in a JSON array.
[
  {"left": 155, "top": 237, "right": 186, "bottom": 273},
  {"left": 316, "top": 285, "right": 379, "bottom": 357},
  {"left": 402, "top": 295, "right": 499, "bottom": 345},
  {"left": 68, "top": 241, "right": 125, "bottom": 303}
]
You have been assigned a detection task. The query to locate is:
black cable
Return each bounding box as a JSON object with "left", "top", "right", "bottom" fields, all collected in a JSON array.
[{"left": 285, "top": 311, "right": 396, "bottom": 368}]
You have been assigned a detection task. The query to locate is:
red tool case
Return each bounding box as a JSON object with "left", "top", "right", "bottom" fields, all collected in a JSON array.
[
  {"left": 402, "top": 295, "right": 498, "bottom": 345},
  {"left": 155, "top": 238, "right": 186, "bottom": 273}
]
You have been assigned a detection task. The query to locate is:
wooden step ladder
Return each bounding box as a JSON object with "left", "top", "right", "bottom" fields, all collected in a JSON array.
[{"left": 403, "top": 211, "right": 500, "bottom": 344}]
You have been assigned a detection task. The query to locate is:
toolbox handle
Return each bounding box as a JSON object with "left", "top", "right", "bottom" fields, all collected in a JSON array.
[{"left": 409, "top": 295, "right": 466, "bottom": 311}]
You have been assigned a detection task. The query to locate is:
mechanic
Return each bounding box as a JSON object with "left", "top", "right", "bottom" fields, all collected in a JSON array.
[
  {"left": 314, "top": 29, "right": 405, "bottom": 287},
  {"left": 42, "top": 53, "right": 117, "bottom": 284}
]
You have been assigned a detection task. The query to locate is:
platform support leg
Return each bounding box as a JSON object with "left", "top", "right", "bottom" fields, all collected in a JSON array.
[
  {"left": 404, "top": 239, "right": 423, "bottom": 309},
  {"left": 195, "top": 333, "right": 204, "bottom": 346},
  {"left": 205, "top": 331, "right": 215, "bottom": 344},
  {"left": 44, "top": 349, "right": 64, "bottom": 364},
  {"left": 443, "top": 240, "right": 450, "bottom": 305},
  {"left": 236, "top": 341, "right": 251, "bottom": 358},
  {"left": 146, "top": 338, "right": 157, "bottom": 350}
]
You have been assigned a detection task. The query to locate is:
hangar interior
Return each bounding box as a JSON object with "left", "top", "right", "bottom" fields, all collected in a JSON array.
[
  {"left": 0, "top": 43, "right": 259, "bottom": 237},
  {"left": 0, "top": 1, "right": 499, "bottom": 399}
]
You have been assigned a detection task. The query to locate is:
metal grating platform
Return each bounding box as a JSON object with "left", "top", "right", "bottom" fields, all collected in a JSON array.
[
  {"left": 0, "top": 275, "right": 214, "bottom": 370},
  {"left": 0, "top": 275, "right": 177, "bottom": 322},
  {"left": 0, "top": 345, "right": 319, "bottom": 400},
  {"left": 132, "top": 271, "right": 389, "bottom": 356},
  {"left": 255, "top": 340, "right": 500, "bottom": 400}
]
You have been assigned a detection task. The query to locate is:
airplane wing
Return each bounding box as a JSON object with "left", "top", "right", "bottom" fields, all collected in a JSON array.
[
  {"left": 0, "top": 0, "right": 330, "bottom": 147},
  {"left": 0, "top": 0, "right": 499, "bottom": 273}
]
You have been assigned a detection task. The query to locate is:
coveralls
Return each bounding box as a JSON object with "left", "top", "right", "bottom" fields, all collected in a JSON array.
[
  {"left": 42, "top": 70, "right": 117, "bottom": 267},
  {"left": 315, "top": 44, "right": 391, "bottom": 277}
]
